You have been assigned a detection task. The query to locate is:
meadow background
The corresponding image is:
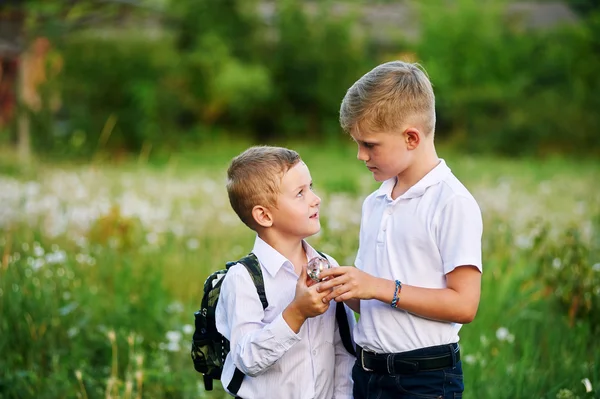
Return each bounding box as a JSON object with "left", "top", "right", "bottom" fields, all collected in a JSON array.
[{"left": 1, "top": 0, "right": 599, "bottom": 398}]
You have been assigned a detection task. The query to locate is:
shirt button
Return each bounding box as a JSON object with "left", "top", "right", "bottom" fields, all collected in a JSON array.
[
  {"left": 387, "top": 208, "right": 393, "bottom": 215},
  {"left": 313, "top": 349, "right": 317, "bottom": 355}
]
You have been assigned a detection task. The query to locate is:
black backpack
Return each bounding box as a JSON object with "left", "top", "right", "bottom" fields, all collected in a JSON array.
[{"left": 191, "top": 252, "right": 356, "bottom": 395}]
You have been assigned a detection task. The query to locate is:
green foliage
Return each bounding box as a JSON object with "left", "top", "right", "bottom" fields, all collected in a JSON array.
[
  {"left": 168, "top": 0, "right": 273, "bottom": 131},
  {"left": 55, "top": 35, "right": 181, "bottom": 154},
  {"left": 416, "top": 0, "right": 600, "bottom": 156},
  {"left": 17, "top": 0, "right": 368, "bottom": 155},
  {"left": 1, "top": 148, "right": 599, "bottom": 398},
  {"left": 533, "top": 221, "right": 600, "bottom": 331},
  {"left": 564, "top": 0, "right": 600, "bottom": 16},
  {"left": 10, "top": 1, "right": 600, "bottom": 157},
  {"left": 266, "top": 0, "right": 366, "bottom": 140},
  {"left": 0, "top": 223, "right": 186, "bottom": 397}
]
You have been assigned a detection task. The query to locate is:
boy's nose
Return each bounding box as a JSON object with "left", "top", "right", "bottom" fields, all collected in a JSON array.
[
  {"left": 312, "top": 192, "right": 321, "bottom": 206},
  {"left": 357, "top": 147, "right": 369, "bottom": 161}
]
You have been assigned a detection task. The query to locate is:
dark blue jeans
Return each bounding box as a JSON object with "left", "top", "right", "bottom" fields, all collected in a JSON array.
[{"left": 352, "top": 344, "right": 464, "bottom": 399}]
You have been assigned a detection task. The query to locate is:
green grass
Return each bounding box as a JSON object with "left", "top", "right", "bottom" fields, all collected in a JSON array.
[{"left": 1, "top": 142, "right": 599, "bottom": 398}]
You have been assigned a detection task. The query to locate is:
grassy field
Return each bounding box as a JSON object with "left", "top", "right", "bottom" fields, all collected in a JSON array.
[{"left": 1, "top": 142, "right": 599, "bottom": 399}]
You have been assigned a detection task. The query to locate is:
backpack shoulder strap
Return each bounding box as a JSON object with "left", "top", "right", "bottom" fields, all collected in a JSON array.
[
  {"left": 226, "top": 252, "right": 268, "bottom": 310},
  {"left": 315, "top": 250, "right": 356, "bottom": 357},
  {"left": 335, "top": 301, "right": 356, "bottom": 357},
  {"left": 224, "top": 253, "right": 268, "bottom": 394}
]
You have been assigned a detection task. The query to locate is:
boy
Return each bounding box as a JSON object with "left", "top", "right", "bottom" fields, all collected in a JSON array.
[
  {"left": 317, "top": 61, "right": 483, "bottom": 398},
  {"left": 215, "top": 146, "right": 355, "bottom": 399}
]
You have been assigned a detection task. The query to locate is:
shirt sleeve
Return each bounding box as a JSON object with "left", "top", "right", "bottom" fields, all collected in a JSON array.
[
  {"left": 436, "top": 195, "right": 483, "bottom": 274},
  {"left": 215, "top": 263, "right": 301, "bottom": 377},
  {"left": 325, "top": 255, "right": 355, "bottom": 398}
]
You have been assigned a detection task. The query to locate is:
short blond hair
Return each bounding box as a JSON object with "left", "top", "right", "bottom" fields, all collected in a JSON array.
[
  {"left": 227, "top": 146, "right": 301, "bottom": 230},
  {"left": 340, "top": 61, "right": 436, "bottom": 136}
]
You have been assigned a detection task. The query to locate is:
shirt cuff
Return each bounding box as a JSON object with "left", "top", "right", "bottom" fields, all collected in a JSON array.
[{"left": 268, "top": 313, "right": 301, "bottom": 350}]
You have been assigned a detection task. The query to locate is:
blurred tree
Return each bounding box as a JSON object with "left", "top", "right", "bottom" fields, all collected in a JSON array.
[
  {"left": 167, "top": 0, "right": 272, "bottom": 136},
  {"left": 0, "top": 6, "right": 22, "bottom": 142},
  {"left": 265, "top": 0, "right": 366, "bottom": 140},
  {"left": 166, "top": 0, "right": 366, "bottom": 143},
  {"left": 0, "top": 0, "right": 159, "bottom": 159},
  {"left": 4, "top": 0, "right": 596, "bottom": 158},
  {"left": 415, "top": 0, "right": 600, "bottom": 156},
  {"left": 565, "top": 0, "right": 600, "bottom": 16}
]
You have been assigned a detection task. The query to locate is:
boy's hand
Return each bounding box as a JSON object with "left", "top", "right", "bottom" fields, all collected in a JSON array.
[
  {"left": 317, "top": 266, "right": 376, "bottom": 302},
  {"left": 283, "top": 265, "right": 331, "bottom": 333}
]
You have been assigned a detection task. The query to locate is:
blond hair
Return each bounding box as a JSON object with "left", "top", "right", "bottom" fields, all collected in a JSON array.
[
  {"left": 227, "top": 146, "right": 301, "bottom": 230},
  {"left": 340, "top": 61, "right": 436, "bottom": 136}
]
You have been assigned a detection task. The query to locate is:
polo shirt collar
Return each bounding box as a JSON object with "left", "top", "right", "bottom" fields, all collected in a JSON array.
[
  {"left": 376, "top": 159, "right": 451, "bottom": 200},
  {"left": 251, "top": 235, "right": 319, "bottom": 277}
]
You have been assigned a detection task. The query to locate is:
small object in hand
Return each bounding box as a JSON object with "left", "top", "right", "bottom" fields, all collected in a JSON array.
[{"left": 307, "top": 256, "right": 331, "bottom": 282}]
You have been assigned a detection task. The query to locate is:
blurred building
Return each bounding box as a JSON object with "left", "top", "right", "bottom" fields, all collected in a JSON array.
[
  {"left": 0, "top": 8, "right": 23, "bottom": 130},
  {"left": 259, "top": 1, "right": 578, "bottom": 43}
]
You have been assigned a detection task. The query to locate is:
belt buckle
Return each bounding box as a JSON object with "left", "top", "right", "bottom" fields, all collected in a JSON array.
[{"left": 361, "top": 349, "right": 373, "bottom": 372}]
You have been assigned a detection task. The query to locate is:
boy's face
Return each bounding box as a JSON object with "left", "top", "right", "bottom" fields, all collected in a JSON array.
[
  {"left": 269, "top": 161, "right": 321, "bottom": 239},
  {"left": 352, "top": 129, "right": 414, "bottom": 182}
]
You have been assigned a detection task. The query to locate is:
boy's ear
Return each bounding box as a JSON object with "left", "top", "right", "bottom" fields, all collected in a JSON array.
[
  {"left": 252, "top": 205, "right": 273, "bottom": 228},
  {"left": 404, "top": 128, "right": 420, "bottom": 150}
]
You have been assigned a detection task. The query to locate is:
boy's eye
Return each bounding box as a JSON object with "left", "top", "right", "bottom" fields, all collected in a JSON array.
[
  {"left": 363, "top": 142, "right": 375, "bottom": 149},
  {"left": 297, "top": 190, "right": 304, "bottom": 197}
]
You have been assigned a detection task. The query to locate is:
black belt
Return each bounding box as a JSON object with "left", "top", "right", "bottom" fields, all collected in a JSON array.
[{"left": 357, "top": 344, "right": 460, "bottom": 375}]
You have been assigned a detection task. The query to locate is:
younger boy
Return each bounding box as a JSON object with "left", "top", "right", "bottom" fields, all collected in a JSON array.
[
  {"left": 318, "top": 61, "right": 483, "bottom": 399},
  {"left": 215, "top": 146, "right": 355, "bottom": 399}
]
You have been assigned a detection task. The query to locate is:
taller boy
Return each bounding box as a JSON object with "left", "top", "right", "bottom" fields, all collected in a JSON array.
[{"left": 318, "top": 61, "right": 483, "bottom": 398}]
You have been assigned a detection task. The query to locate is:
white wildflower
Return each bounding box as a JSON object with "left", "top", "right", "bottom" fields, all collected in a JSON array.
[
  {"left": 464, "top": 354, "right": 477, "bottom": 365},
  {"left": 582, "top": 378, "right": 593, "bottom": 393},
  {"left": 552, "top": 258, "right": 562, "bottom": 269},
  {"left": 166, "top": 330, "right": 182, "bottom": 344},
  {"left": 480, "top": 334, "right": 489, "bottom": 347},
  {"left": 45, "top": 250, "right": 66, "bottom": 264},
  {"left": 496, "top": 327, "right": 513, "bottom": 342},
  {"left": 186, "top": 238, "right": 199, "bottom": 250},
  {"left": 514, "top": 234, "right": 532, "bottom": 250},
  {"left": 182, "top": 324, "right": 194, "bottom": 335},
  {"left": 32, "top": 258, "right": 45, "bottom": 271},
  {"left": 146, "top": 232, "right": 159, "bottom": 245},
  {"left": 166, "top": 341, "right": 181, "bottom": 352},
  {"left": 33, "top": 244, "right": 45, "bottom": 257},
  {"left": 167, "top": 301, "right": 184, "bottom": 314}
]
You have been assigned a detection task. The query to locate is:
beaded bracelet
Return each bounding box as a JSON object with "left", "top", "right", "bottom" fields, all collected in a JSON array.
[{"left": 391, "top": 279, "right": 402, "bottom": 308}]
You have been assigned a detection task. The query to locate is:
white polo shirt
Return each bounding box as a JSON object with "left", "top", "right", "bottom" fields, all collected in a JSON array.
[{"left": 354, "top": 159, "right": 483, "bottom": 354}]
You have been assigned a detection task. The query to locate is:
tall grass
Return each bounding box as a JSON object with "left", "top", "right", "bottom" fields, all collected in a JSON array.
[{"left": 1, "top": 144, "right": 599, "bottom": 398}]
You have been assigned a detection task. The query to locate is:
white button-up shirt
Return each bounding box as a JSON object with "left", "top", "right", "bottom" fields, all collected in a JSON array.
[
  {"left": 354, "top": 159, "right": 483, "bottom": 354},
  {"left": 215, "top": 236, "right": 355, "bottom": 399}
]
